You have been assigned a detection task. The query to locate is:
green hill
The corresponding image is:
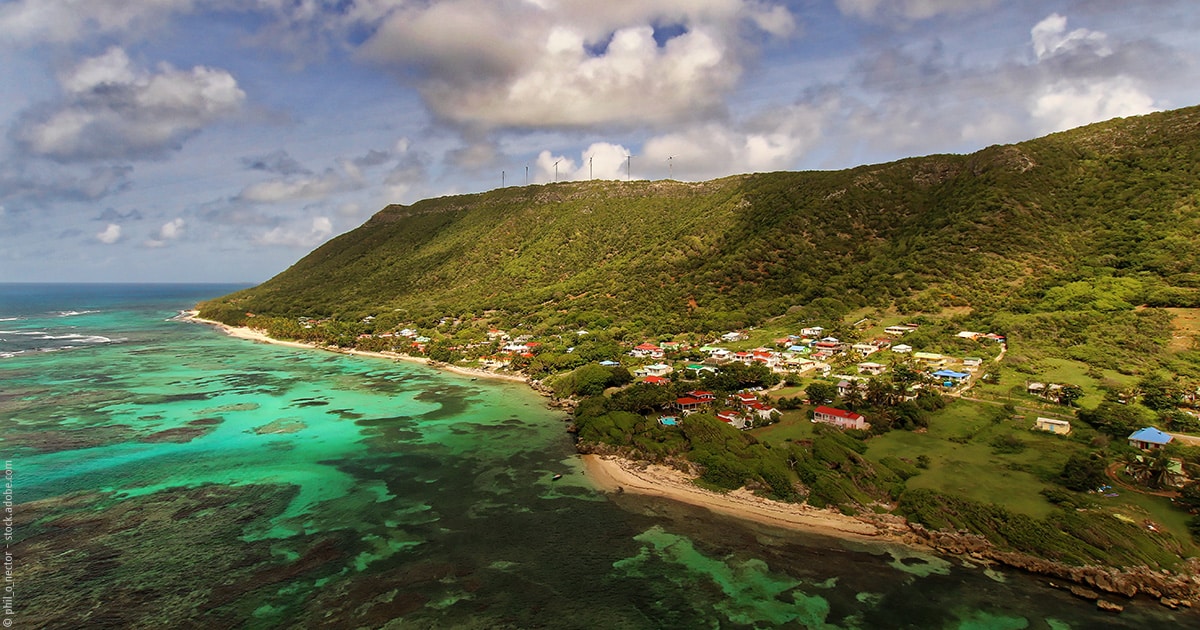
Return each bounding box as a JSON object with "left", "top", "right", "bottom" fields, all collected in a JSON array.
[{"left": 201, "top": 106, "right": 1200, "bottom": 361}]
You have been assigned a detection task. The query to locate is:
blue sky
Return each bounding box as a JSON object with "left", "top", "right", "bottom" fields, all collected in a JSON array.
[{"left": 2, "top": 0, "right": 1198, "bottom": 282}]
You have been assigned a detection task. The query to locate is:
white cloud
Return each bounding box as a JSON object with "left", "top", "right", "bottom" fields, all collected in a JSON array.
[
  {"left": 96, "top": 223, "right": 122, "bottom": 244},
  {"left": 145, "top": 217, "right": 186, "bottom": 247},
  {"left": 357, "top": 1, "right": 794, "bottom": 130},
  {"left": 14, "top": 47, "right": 245, "bottom": 161},
  {"left": 642, "top": 101, "right": 832, "bottom": 179},
  {"left": 1031, "top": 78, "right": 1157, "bottom": 133},
  {"left": 1031, "top": 13, "right": 1111, "bottom": 61},
  {"left": 255, "top": 216, "right": 334, "bottom": 248}
]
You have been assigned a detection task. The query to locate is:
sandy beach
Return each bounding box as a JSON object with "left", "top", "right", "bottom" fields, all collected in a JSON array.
[
  {"left": 181, "top": 312, "right": 528, "bottom": 384},
  {"left": 582, "top": 454, "right": 895, "bottom": 541}
]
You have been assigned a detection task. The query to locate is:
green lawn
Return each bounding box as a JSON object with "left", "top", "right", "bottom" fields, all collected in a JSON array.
[
  {"left": 749, "top": 409, "right": 818, "bottom": 443},
  {"left": 864, "top": 400, "right": 1091, "bottom": 518}
]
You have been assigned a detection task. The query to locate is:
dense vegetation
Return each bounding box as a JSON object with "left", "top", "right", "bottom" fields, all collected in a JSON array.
[{"left": 201, "top": 106, "right": 1200, "bottom": 350}]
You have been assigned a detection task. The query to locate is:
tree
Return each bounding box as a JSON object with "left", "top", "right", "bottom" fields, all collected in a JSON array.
[
  {"left": 1057, "top": 384, "right": 1084, "bottom": 407},
  {"left": 805, "top": 381, "right": 838, "bottom": 404},
  {"left": 1140, "top": 374, "right": 1179, "bottom": 411},
  {"left": 1059, "top": 453, "right": 1106, "bottom": 492},
  {"left": 1177, "top": 481, "right": 1200, "bottom": 513}
]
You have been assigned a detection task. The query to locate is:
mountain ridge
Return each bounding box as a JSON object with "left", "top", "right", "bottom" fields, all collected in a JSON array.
[{"left": 200, "top": 105, "right": 1200, "bottom": 342}]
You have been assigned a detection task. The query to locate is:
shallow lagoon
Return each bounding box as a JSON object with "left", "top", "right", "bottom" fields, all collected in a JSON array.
[{"left": 1, "top": 284, "right": 1191, "bottom": 628}]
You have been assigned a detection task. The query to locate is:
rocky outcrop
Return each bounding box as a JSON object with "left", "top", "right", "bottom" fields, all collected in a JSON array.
[{"left": 904, "top": 524, "right": 1200, "bottom": 609}]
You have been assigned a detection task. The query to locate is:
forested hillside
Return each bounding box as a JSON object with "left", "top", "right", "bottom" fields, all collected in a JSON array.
[{"left": 201, "top": 106, "right": 1200, "bottom": 341}]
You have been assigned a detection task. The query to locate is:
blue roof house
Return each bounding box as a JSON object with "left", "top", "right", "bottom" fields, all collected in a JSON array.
[
  {"left": 1128, "top": 427, "right": 1174, "bottom": 450},
  {"left": 932, "top": 369, "right": 970, "bottom": 382}
]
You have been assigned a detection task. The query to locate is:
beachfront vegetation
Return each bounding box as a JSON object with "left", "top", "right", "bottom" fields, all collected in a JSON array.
[{"left": 196, "top": 106, "right": 1200, "bottom": 571}]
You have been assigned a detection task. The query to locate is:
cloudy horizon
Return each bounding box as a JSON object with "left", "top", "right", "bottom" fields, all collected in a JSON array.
[{"left": 2, "top": 0, "right": 1198, "bottom": 282}]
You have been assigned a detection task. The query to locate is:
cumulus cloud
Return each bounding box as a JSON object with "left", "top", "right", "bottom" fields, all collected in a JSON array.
[
  {"left": 145, "top": 217, "right": 186, "bottom": 248},
  {"left": 96, "top": 223, "right": 122, "bottom": 244},
  {"left": 356, "top": 1, "right": 795, "bottom": 130},
  {"left": 1031, "top": 13, "right": 1110, "bottom": 61},
  {"left": 642, "top": 101, "right": 833, "bottom": 179},
  {"left": 13, "top": 47, "right": 245, "bottom": 161},
  {"left": 1025, "top": 15, "right": 1158, "bottom": 133},
  {"left": 1031, "top": 78, "right": 1157, "bottom": 133},
  {"left": 255, "top": 216, "right": 334, "bottom": 247}
]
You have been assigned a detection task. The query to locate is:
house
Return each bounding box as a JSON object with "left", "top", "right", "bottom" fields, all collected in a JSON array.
[
  {"left": 837, "top": 379, "right": 862, "bottom": 397},
  {"left": 643, "top": 363, "right": 672, "bottom": 377},
  {"left": 885, "top": 325, "right": 915, "bottom": 336},
  {"left": 892, "top": 344, "right": 913, "bottom": 354},
  {"left": 957, "top": 331, "right": 984, "bottom": 340},
  {"left": 599, "top": 360, "right": 621, "bottom": 367},
  {"left": 857, "top": 362, "right": 886, "bottom": 376},
  {"left": 813, "top": 406, "right": 870, "bottom": 431},
  {"left": 962, "top": 357, "right": 983, "bottom": 369},
  {"left": 675, "top": 397, "right": 708, "bottom": 414},
  {"left": 852, "top": 343, "right": 878, "bottom": 357},
  {"left": 1035, "top": 417, "right": 1071, "bottom": 435},
  {"left": 813, "top": 340, "right": 842, "bottom": 353},
  {"left": 642, "top": 375, "right": 671, "bottom": 386},
  {"left": 708, "top": 348, "right": 732, "bottom": 363},
  {"left": 1128, "top": 427, "right": 1174, "bottom": 450},
  {"left": 801, "top": 326, "right": 824, "bottom": 337},
  {"left": 747, "top": 402, "right": 779, "bottom": 422},
  {"left": 630, "top": 343, "right": 664, "bottom": 359},
  {"left": 932, "top": 369, "right": 970, "bottom": 384},
  {"left": 687, "top": 390, "right": 716, "bottom": 402},
  {"left": 722, "top": 331, "right": 747, "bottom": 342},
  {"left": 733, "top": 392, "right": 759, "bottom": 406},
  {"left": 716, "top": 410, "right": 742, "bottom": 424},
  {"left": 913, "top": 352, "right": 946, "bottom": 366},
  {"left": 1027, "top": 382, "right": 1046, "bottom": 395}
]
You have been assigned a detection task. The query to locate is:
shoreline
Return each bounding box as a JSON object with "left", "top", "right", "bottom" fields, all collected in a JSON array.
[
  {"left": 179, "top": 311, "right": 1200, "bottom": 610},
  {"left": 582, "top": 454, "right": 897, "bottom": 542},
  {"left": 180, "top": 311, "right": 529, "bottom": 385}
]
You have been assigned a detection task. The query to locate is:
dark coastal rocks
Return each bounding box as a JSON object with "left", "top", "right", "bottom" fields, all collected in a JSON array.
[{"left": 905, "top": 524, "right": 1200, "bottom": 611}]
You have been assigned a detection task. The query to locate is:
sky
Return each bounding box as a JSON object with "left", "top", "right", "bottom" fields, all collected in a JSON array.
[{"left": 2, "top": 0, "right": 1199, "bottom": 283}]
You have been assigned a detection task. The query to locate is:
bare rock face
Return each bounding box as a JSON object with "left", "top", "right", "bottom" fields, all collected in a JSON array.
[{"left": 1097, "top": 599, "right": 1125, "bottom": 613}]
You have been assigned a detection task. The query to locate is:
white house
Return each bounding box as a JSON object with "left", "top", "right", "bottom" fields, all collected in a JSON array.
[
  {"left": 1034, "top": 418, "right": 1071, "bottom": 435},
  {"left": 813, "top": 406, "right": 870, "bottom": 430}
]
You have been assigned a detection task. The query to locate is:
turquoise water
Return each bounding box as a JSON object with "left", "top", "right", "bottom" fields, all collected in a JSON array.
[{"left": 1, "top": 284, "right": 1191, "bottom": 628}]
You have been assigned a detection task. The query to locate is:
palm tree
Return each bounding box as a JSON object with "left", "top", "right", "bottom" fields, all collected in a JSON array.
[{"left": 1145, "top": 450, "right": 1181, "bottom": 490}]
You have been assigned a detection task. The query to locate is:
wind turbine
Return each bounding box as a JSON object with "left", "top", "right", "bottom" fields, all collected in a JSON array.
[
  {"left": 502, "top": 170, "right": 505, "bottom": 188},
  {"left": 589, "top": 156, "right": 593, "bottom": 180},
  {"left": 668, "top": 156, "right": 673, "bottom": 180},
  {"left": 554, "top": 159, "right": 561, "bottom": 182},
  {"left": 626, "top": 154, "right": 634, "bottom": 181}
]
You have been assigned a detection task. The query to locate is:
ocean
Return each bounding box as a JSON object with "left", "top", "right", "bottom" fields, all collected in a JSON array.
[{"left": 0, "top": 283, "right": 1189, "bottom": 628}]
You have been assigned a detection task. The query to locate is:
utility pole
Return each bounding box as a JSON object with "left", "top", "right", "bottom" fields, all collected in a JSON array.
[
  {"left": 626, "top": 155, "right": 633, "bottom": 181},
  {"left": 501, "top": 170, "right": 505, "bottom": 188},
  {"left": 525, "top": 165, "right": 528, "bottom": 186}
]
